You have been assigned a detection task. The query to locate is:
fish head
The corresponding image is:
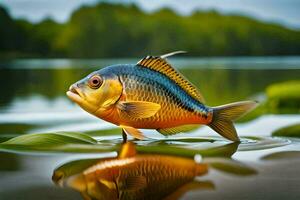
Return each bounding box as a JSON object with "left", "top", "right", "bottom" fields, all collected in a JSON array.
[{"left": 66, "top": 70, "right": 123, "bottom": 115}]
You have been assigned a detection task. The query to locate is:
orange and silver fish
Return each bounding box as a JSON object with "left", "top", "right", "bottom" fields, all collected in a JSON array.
[
  {"left": 57, "top": 142, "right": 210, "bottom": 200},
  {"left": 67, "top": 51, "right": 257, "bottom": 141}
]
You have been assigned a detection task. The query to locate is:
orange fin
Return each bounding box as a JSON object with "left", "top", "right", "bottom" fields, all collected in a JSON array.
[
  {"left": 137, "top": 52, "right": 205, "bottom": 103},
  {"left": 99, "top": 179, "right": 117, "bottom": 190},
  {"left": 157, "top": 124, "right": 201, "bottom": 136},
  {"left": 66, "top": 174, "right": 87, "bottom": 192},
  {"left": 118, "top": 101, "right": 161, "bottom": 119},
  {"left": 118, "top": 142, "right": 137, "bottom": 158},
  {"left": 121, "top": 125, "right": 146, "bottom": 140},
  {"left": 209, "top": 101, "right": 258, "bottom": 141}
]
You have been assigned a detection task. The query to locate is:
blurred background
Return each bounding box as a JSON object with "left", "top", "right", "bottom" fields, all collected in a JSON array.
[
  {"left": 0, "top": 1, "right": 300, "bottom": 200},
  {"left": 1, "top": 0, "right": 300, "bottom": 58}
]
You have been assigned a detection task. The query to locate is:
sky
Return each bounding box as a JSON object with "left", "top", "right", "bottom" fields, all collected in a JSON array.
[{"left": 0, "top": 0, "right": 299, "bottom": 29}]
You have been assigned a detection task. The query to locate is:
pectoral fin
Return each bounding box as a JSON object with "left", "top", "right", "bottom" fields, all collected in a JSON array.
[
  {"left": 99, "top": 179, "right": 117, "bottom": 190},
  {"left": 118, "top": 101, "right": 161, "bottom": 118},
  {"left": 121, "top": 126, "right": 146, "bottom": 140}
]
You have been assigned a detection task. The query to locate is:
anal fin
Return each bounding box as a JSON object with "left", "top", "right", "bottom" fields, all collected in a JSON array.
[{"left": 121, "top": 125, "right": 146, "bottom": 140}]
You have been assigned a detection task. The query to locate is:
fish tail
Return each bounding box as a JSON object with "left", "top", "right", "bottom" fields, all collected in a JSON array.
[{"left": 208, "top": 101, "right": 258, "bottom": 141}]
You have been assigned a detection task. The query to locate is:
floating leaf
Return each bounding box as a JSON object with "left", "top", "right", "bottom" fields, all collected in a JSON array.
[
  {"left": 2, "top": 132, "right": 97, "bottom": 145},
  {"left": 0, "top": 132, "right": 117, "bottom": 153},
  {"left": 204, "top": 158, "right": 257, "bottom": 176},
  {"left": 84, "top": 128, "right": 121, "bottom": 136},
  {"left": 261, "top": 151, "right": 300, "bottom": 160},
  {"left": 238, "top": 136, "right": 290, "bottom": 151},
  {"left": 135, "top": 142, "right": 238, "bottom": 158},
  {"left": 272, "top": 123, "right": 300, "bottom": 138}
]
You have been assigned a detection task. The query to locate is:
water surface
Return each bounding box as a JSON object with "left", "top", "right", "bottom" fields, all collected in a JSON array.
[{"left": 0, "top": 57, "right": 299, "bottom": 200}]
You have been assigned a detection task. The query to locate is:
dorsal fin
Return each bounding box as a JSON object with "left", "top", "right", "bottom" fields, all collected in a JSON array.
[
  {"left": 137, "top": 51, "right": 205, "bottom": 103},
  {"left": 118, "top": 142, "right": 137, "bottom": 158}
]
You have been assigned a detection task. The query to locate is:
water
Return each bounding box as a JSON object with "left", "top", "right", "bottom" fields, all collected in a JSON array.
[{"left": 0, "top": 57, "right": 300, "bottom": 200}]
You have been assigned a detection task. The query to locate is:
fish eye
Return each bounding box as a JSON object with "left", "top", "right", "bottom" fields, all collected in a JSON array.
[{"left": 88, "top": 75, "right": 102, "bottom": 89}]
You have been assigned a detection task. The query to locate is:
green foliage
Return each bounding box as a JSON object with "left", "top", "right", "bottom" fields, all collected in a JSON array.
[
  {"left": 0, "top": 7, "right": 28, "bottom": 57},
  {"left": 238, "top": 80, "right": 300, "bottom": 122},
  {"left": 266, "top": 81, "right": 300, "bottom": 113},
  {"left": 1, "top": 3, "right": 300, "bottom": 58}
]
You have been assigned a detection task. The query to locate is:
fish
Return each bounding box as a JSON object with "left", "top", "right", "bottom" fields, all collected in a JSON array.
[
  {"left": 66, "top": 51, "right": 257, "bottom": 141},
  {"left": 61, "top": 142, "right": 210, "bottom": 200}
]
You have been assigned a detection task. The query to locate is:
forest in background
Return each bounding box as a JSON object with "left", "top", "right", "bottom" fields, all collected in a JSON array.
[{"left": 1, "top": 2, "right": 300, "bottom": 58}]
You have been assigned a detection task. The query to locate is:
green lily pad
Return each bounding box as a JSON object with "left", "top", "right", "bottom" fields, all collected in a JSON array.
[
  {"left": 261, "top": 151, "right": 300, "bottom": 160},
  {"left": 84, "top": 128, "right": 121, "bottom": 136},
  {"left": 135, "top": 142, "right": 238, "bottom": 158},
  {"left": 204, "top": 158, "right": 257, "bottom": 175},
  {"left": 238, "top": 136, "right": 290, "bottom": 151},
  {"left": 0, "top": 131, "right": 239, "bottom": 158},
  {"left": 0, "top": 131, "right": 117, "bottom": 153},
  {"left": 272, "top": 123, "right": 300, "bottom": 138},
  {"left": 2, "top": 132, "right": 97, "bottom": 145}
]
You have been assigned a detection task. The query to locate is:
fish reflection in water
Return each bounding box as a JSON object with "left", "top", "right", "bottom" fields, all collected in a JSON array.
[{"left": 53, "top": 142, "right": 213, "bottom": 200}]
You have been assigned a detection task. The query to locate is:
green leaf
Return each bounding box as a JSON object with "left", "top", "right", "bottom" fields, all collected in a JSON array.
[
  {"left": 0, "top": 131, "right": 118, "bottom": 153},
  {"left": 135, "top": 141, "right": 238, "bottom": 158},
  {"left": 0, "top": 131, "right": 240, "bottom": 157},
  {"left": 204, "top": 158, "right": 257, "bottom": 176},
  {"left": 272, "top": 123, "right": 300, "bottom": 138},
  {"left": 261, "top": 151, "right": 300, "bottom": 160},
  {"left": 84, "top": 128, "right": 121, "bottom": 136},
  {"left": 238, "top": 136, "right": 290, "bottom": 151},
  {"left": 2, "top": 132, "right": 97, "bottom": 145}
]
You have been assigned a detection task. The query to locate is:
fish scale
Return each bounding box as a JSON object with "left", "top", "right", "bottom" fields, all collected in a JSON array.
[{"left": 112, "top": 65, "right": 210, "bottom": 128}]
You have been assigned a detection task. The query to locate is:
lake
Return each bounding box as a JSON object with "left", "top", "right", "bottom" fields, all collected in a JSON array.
[{"left": 0, "top": 57, "right": 300, "bottom": 200}]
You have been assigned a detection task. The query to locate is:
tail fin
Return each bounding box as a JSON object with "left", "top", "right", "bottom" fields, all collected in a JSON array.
[{"left": 209, "top": 101, "right": 258, "bottom": 141}]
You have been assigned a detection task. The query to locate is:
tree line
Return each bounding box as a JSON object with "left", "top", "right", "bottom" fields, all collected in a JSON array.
[{"left": 1, "top": 3, "right": 300, "bottom": 58}]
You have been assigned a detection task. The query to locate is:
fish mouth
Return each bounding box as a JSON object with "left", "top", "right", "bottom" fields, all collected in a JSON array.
[{"left": 66, "top": 85, "right": 83, "bottom": 104}]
